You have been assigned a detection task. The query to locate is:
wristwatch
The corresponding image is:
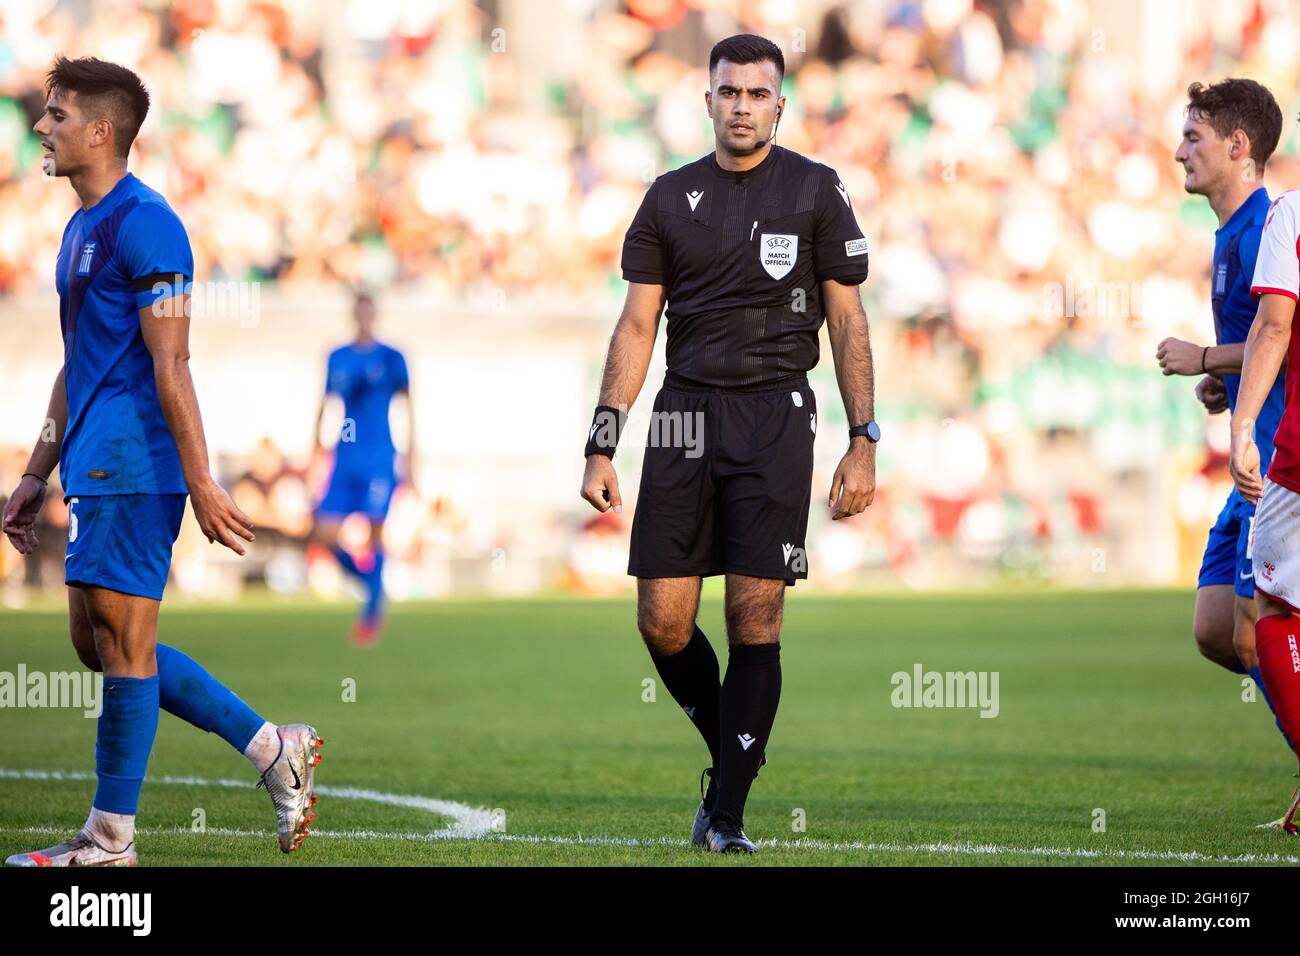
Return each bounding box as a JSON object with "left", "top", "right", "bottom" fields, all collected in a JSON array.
[{"left": 849, "top": 421, "right": 881, "bottom": 443}]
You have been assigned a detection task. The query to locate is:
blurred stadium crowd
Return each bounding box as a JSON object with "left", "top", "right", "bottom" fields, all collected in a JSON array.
[{"left": 4, "top": 0, "right": 1300, "bottom": 601}]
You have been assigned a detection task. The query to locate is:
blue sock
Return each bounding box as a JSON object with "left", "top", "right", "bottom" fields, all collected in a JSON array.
[
  {"left": 93, "top": 675, "right": 160, "bottom": 815},
  {"left": 331, "top": 544, "right": 364, "bottom": 581},
  {"left": 364, "top": 550, "right": 386, "bottom": 618},
  {"left": 156, "top": 644, "right": 265, "bottom": 753},
  {"left": 1250, "top": 664, "right": 1293, "bottom": 749}
]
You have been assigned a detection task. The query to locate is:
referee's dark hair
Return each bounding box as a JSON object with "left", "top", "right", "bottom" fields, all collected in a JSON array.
[
  {"left": 45, "top": 56, "right": 150, "bottom": 160},
  {"left": 709, "top": 34, "right": 785, "bottom": 83},
  {"left": 1185, "top": 78, "right": 1283, "bottom": 168}
]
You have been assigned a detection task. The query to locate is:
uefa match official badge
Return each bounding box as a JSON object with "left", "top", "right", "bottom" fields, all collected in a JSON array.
[{"left": 760, "top": 233, "right": 798, "bottom": 279}]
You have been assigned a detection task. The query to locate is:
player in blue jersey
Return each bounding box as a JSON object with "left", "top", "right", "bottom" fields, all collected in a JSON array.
[
  {"left": 310, "top": 289, "right": 413, "bottom": 646},
  {"left": 1158, "top": 79, "right": 1292, "bottom": 778},
  {"left": 2, "top": 58, "right": 321, "bottom": 866}
]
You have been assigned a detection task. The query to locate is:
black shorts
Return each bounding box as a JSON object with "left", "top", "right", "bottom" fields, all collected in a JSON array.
[{"left": 628, "top": 374, "right": 817, "bottom": 584}]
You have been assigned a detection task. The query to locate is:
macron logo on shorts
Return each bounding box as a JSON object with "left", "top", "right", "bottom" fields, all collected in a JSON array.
[{"left": 782, "top": 543, "right": 808, "bottom": 573}]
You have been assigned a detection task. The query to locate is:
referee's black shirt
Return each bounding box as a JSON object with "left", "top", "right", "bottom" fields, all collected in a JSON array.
[{"left": 620, "top": 145, "right": 870, "bottom": 389}]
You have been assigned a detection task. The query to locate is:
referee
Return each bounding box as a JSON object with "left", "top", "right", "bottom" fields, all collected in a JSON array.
[{"left": 580, "top": 34, "right": 878, "bottom": 853}]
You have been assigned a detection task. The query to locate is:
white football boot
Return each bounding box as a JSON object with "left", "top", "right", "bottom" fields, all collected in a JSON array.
[
  {"left": 1257, "top": 785, "right": 1300, "bottom": 834},
  {"left": 5, "top": 831, "right": 137, "bottom": 867},
  {"left": 256, "top": 723, "right": 323, "bottom": 853}
]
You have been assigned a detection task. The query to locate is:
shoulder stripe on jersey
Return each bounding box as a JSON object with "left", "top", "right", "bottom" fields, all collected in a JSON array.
[
  {"left": 796, "top": 173, "right": 820, "bottom": 214},
  {"left": 1253, "top": 286, "right": 1299, "bottom": 301},
  {"left": 132, "top": 271, "right": 191, "bottom": 292}
]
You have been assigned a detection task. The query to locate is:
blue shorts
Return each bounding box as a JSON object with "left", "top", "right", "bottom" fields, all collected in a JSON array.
[
  {"left": 64, "top": 494, "right": 187, "bottom": 601},
  {"left": 1198, "top": 491, "right": 1256, "bottom": 599},
  {"left": 315, "top": 469, "right": 396, "bottom": 522}
]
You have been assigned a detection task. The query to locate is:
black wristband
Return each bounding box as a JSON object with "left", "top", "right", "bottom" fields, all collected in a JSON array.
[
  {"left": 849, "top": 421, "right": 881, "bottom": 443},
  {"left": 585, "top": 405, "right": 627, "bottom": 459},
  {"left": 1201, "top": 345, "right": 1209, "bottom": 374},
  {"left": 21, "top": 472, "right": 48, "bottom": 485}
]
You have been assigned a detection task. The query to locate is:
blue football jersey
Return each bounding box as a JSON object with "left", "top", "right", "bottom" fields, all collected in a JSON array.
[
  {"left": 1214, "top": 186, "right": 1285, "bottom": 471},
  {"left": 325, "top": 342, "right": 409, "bottom": 475},
  {"left": 56, "top": 173, "right": 193, "bottom": 496}
]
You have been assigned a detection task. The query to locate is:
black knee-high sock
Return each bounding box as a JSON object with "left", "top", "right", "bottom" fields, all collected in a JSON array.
[
  {"left": 650, "top": 625, "right": 722, "bottom": 768},
  {"left": 716, "top": 643, "right": 781, "bottom": 821}
]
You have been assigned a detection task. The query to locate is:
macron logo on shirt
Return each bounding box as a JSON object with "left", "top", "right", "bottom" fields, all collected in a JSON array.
[{"left": 77, "top": 241, "right": 96, "bottom": 276}]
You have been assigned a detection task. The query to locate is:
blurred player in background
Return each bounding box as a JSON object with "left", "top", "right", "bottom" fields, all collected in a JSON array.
[
  {"left": 2, "top": 57, "right": 321, "bottom": 866},
  {"left": 311, "top": 289, "right": 413, "bottom": 646},
  {"left": 1231, "top": 154, "right": 1300, "bottom": 831},
  {"left": 1159, "top": 79, "right": 1292, "bottom": 772},
  {"left": 581, "top": 35, "right": 877, "bottom": 853}
]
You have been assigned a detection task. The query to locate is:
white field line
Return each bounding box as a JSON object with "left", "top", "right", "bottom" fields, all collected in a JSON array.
[
  {"left": 2, "top": 768, "right": 1297, "bottom": 864},
  {"left": 0, "top": 767, "right": 496, "bottom": 838}
]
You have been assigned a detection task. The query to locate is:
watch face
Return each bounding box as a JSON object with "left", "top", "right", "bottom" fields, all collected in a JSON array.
[{"left": 867, "top": 421, "right": 881, "bottom": 442}]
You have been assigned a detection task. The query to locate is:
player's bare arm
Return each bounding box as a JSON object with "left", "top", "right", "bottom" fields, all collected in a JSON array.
[
  {"left": 1230, "top": 293, "right": 1293, "bottom": 503},
  {"left": 581, "top": 281, "right": 665, "bottom": 514},
  {"left": 311, "top": 393, "right": 329, "bottom": 457},
  {"left": 139, "top": 294, "right": 254, "bottom": 554},
  {"left": 2, "top": 366, "right": 67, "bottom": 554},
  {"left": 308, "top": 389, "right": 337, "bottom": 497},
  {"left": 1157, "top": 337, "right": 1248, "bottom": 376},
  {"left": 401, "top": 387, "right": 416, "bottom": 489},
  {"left": 823, "top": 278, "right": 876, "bottom": 520}
]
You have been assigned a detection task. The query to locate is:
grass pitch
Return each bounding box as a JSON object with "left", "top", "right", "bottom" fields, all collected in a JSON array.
[{"left": 0, "top": 589, "right": 1296, "bottom": 866}]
